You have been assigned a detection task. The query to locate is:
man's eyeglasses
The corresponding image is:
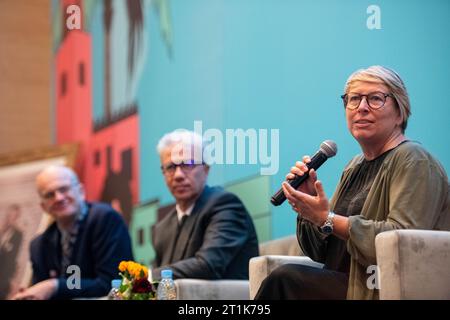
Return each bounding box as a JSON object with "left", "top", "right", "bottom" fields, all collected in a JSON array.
[
  {"left": 41, "top": 184, "right": 77, "bottom": 200},
  {"left": 161, "top": 161, "right": 204, "bottom": 175},
  {"left": 341, "top": 92, "right": 394, "bottom": 110}
]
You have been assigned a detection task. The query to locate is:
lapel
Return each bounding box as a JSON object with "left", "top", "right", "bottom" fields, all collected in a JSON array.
[
  {"left": 170, "top": 186, "right": 211, "bottom": 262},
  {"left": 70, "top": 203, "right": 90, "bottom": 265},
  {"left": 158, "top": 209, "right": 181, "bottom": 266},
  {"left": 43, "top": 224, "right": 63, "bottom": 276}
]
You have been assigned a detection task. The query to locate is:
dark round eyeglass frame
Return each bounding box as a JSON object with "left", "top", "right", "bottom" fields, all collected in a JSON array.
[{"left": 340, "top": 92, "right": 394, "bottom": 110}]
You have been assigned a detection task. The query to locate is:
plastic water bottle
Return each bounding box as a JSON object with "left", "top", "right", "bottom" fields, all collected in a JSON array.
[
  {"left": 156, "top": 269, "right": 177, "bottom": 300},
  {"left": 107, "top": 279, "right": 123, "bottom": 300}
]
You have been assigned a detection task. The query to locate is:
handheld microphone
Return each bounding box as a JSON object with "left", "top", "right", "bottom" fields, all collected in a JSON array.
[{"left": 270, "top": 140, "right": 337, "bottom": 206}]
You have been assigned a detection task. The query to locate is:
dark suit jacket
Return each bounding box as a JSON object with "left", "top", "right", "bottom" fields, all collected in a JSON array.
[
  {"left": 30, "top": 202, "right": 133, "bottom": 299},
  {"left": 152, "top": 185, "right": 259, "bottom": 280}
]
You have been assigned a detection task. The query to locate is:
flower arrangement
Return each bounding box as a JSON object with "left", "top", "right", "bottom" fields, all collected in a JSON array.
[{"left": 117, "top": 261, "right": 157, "bottom": 300}]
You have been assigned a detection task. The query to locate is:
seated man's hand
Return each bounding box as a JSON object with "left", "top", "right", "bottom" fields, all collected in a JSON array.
[{"left": 12, "top": 279, "right": 58, "bottom": 300}]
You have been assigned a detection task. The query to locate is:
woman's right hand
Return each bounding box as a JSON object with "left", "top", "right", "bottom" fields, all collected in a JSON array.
[{"left": 285, "top": 156, "right": 318, "bottom": 196}]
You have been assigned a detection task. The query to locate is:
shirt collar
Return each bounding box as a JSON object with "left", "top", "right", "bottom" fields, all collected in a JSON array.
[{"left": 175, "top": 203, "right": 195, "bottom": 222}]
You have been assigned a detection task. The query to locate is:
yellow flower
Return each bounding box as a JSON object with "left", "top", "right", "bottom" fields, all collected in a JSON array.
[
  {"left": 118, "top": 260, "right": 149, "bottom": 280},
  {"left": 141, "top": 266, "right": 148, "bottom": 279},
  {"left": 119, "top": 261, "right": 128, "bottom": 272},
  {"left": 116, "top": 260, "right": 156, "bottom": 300}
]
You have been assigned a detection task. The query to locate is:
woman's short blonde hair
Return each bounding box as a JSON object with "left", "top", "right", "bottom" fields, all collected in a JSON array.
[{"left": 344, "top": 65, "right": 411, "bottom": 132}]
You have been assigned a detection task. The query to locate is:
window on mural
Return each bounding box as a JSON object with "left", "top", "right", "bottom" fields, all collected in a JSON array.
[
  {"left": 61, "top": 72, "right": 67, "bottom": 97},
  {"left": 94, "top": 150, "right": 101, "bottom": 166},
  {"left": 138, "top": 228, "right": 144, "bottom": 246},
  {"left": 149, "top": 226, "right": 153, "bottom": 244},
  {"left": 79, "top": 62, "right": 85, "bottom": 86}
]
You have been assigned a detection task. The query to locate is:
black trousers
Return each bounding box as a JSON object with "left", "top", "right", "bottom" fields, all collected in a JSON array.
[{"left": 254, "top": 263, "right": 349, "bottom": 300}]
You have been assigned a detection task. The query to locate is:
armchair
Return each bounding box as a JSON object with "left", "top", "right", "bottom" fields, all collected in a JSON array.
[
  {"left": 248, "top": 235, "right": 323, "bottom": 299},
  {"left": 174, "top": 279, "right": 249, "bottom": 300},
  {"left": 375, "top": 229, "right": 450, "bottom": 299},
  {"left": 174, "top": 235, "right": 310, "bottom": 300},
  {"left": 248, "top": 230, "right": 450, "bottom": 300}
]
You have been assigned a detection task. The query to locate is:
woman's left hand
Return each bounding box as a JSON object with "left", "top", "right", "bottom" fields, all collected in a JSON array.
[{"left": 282, "top": 170, "right": 330, "bottom": 226}]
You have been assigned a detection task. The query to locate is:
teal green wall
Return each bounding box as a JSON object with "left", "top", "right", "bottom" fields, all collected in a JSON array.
[
  {"left": 138, "top": 0, "right": 450, "bottom": 239},
  {"left": 225, "top": 175, "right": 272, "bottom": 243},
  {"left": 129, "top": 200, "right": 159, "bottom": 266}
]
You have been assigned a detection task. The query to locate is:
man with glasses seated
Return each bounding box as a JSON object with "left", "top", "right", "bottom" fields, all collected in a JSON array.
[
  {"left": 12, "top": 165, "right": 133, "bottom": 300},
  {"left": 151, "top": 130, "right": 259, "bottom": 281}
]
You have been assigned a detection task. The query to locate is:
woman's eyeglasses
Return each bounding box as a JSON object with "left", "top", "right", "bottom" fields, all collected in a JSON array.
[{"left": 341, "top": 92, "right": 394, "bottom": 110}]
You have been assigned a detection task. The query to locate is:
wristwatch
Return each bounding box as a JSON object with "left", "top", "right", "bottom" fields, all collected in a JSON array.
[{"left": 320, "top": 212, "right": 335, "bottom": 235}]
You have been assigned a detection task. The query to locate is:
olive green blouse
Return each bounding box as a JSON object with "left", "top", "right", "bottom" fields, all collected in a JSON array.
[{"left": 298, "top": 141, "right": 450, "bottom": 300}]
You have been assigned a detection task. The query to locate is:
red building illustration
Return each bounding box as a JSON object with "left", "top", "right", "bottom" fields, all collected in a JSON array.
[{"left": 55, "top": 15, "right": 139, "bottom": 225}]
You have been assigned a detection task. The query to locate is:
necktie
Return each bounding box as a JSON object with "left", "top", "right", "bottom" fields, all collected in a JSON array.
[
  {"left": 60, "top": 231, "right": 75, "bottom": 274},
  {"left": 168, "top": 215, "right": 188, "bottom": 263},
  {"left": 178, "top": 215, "right": 187, "bottom": 227},
  {"left": 60, "top": 207, "right": 88, "bottom": 274}
]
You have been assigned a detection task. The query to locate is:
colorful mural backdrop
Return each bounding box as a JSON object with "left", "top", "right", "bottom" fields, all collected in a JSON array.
[
  {"left": 53, "top": 0, "right": 167, "bottom": 226},
  {"left": 52, "top": 1, "right": 450, "bottom": 264}
]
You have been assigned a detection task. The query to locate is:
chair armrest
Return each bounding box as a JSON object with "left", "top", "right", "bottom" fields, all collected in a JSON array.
[
  {"left": 375, "top": 229, "right": 450, "bottom": 299},
  {"left": 174, "top": 279, "right": 249, "bottom": 300},
  {"left": 259, "top": 235, "right": 303, "bottom": 256},
  {"left": 249, "top": 255, "right": 323, "bottom": 299}
]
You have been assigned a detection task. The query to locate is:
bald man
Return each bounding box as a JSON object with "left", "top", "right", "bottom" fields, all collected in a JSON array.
[{"left": 13, "top": 165, "right": 133, "bottom": 300}]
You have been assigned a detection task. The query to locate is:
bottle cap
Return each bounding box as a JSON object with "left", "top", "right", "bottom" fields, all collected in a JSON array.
[
  {"left": 111, "top": 279, "right": 122, "bottom": 289},
  {"left": 161, "top": 269, "right": 173, "bottom": 279}
]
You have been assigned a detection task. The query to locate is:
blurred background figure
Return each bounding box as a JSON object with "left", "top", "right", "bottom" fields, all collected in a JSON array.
[{"left": 0, "top": 204, "right": 24, "bottom": 300}]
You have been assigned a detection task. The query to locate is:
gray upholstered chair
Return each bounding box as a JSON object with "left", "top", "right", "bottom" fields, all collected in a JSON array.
[
  {"left": 174, "top": 235, "right": 307, "bottom": 300},
  {"left": 247, "top": 230, "right": 450, "bottom": 300},
  {"left": 174, "top": 279, "right": 249, "bottom": 300},
  {"left": 248, "top": 235, "right": 323, "bottom": 299},
  {"left": 375, "top": 229, "right": 450, "bottom": 300}
]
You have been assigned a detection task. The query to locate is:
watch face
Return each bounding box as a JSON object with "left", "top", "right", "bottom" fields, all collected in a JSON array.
[{"left": 321, "top": 224, "right": 333, "bottom": 234}]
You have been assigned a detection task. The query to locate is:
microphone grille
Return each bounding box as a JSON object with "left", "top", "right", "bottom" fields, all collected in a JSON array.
[{"left": 320, "top": 140, "right": 338, "bottom": 157}]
